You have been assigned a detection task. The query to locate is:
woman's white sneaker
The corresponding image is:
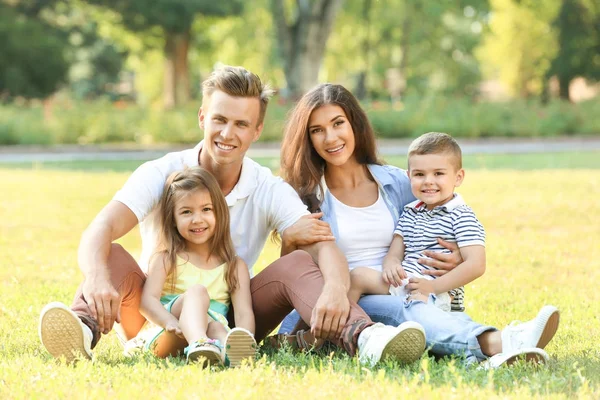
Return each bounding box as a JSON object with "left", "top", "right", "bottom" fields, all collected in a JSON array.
[
  {"left": 501, "top": 305, "right": 560, "bottom": 353},
  {"left": 357, "top": 322, "right": 426, "bottom": 366},
  {"left": 479, "top": 347, "right": 549, "bottom": 370},
  {"left": 39, "top": 302, "right": 93, "bottom": 362}
]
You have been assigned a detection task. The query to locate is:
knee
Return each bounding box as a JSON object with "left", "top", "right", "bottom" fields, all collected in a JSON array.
[{"left": 186, "top": 284, "right": 209, "bottom": 301}]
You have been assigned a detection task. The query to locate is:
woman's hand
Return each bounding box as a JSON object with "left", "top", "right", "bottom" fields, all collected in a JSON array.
[{"left": 419, "top": 238, "right": 462, "bottom": 277}]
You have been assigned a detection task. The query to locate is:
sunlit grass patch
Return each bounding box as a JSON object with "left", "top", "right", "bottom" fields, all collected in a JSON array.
[{"left": 0, "top": 167, "right": 599, "bottom": 398}]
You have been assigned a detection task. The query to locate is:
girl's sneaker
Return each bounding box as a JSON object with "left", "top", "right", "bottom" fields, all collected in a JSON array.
[
  {"left": 185, "top": 338, "right": 223, "bottom": 367},
  {"left": 225, "top": 328, "right": 257, "bottom": 367}
]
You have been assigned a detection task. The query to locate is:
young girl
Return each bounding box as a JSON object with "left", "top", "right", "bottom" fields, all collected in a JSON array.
[{"left": 136, "top": 166, "right": 256, "bottom": 367}]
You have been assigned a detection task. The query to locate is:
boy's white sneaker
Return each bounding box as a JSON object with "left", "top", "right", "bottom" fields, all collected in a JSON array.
[
  {"left": 501, "top": 305, "right": 560, "bottom": 353},
  {"left": 357, "top": 322, "right": 426, "bottom": 366},
  {"left": 224, "top": 327, "right": 257, "bottom": 367},
  {"left": 479, "top": 347, "right": 549, "bottom": 370},
  {"left": 39, "top": 302, "right": 93, "bottom": 362}
]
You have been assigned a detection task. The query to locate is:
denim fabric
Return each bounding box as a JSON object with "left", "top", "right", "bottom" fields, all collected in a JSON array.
[{"left": 279, "top": 295, "right": 496, "bottom": 364}]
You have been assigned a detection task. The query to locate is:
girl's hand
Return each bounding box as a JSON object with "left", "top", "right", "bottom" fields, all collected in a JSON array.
[
  {"left": 382, "top": 258, "right": 407, "bottom": 287},
  {"left": 165, "top": 321, "right": 184, "bottom": 338}
]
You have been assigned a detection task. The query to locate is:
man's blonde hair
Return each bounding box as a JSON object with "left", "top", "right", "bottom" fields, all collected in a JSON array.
[
  {"left": 408, "top": 132, "right": 462, "bottom": 170},
  {"left": 202, "top": 65, "right": 275, "bottom": 126}
]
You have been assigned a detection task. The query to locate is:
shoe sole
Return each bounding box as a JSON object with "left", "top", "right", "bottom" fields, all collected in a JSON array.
[
  {"left": 187, "top": 349, "right": 222, "bottom": 368},
  {"left": 534, "top": 306, "right": 560, "bottom": 349},
  {"left": 503, "top": 350, "right": 548, "bottom": 366},
  {"left": 39, "top": 304, "right": 91, "bottom": 363},
  {"left": 380, "top": 326, "right": 426, "bottom": 364},
  {"left": 226, "top": 329, "right": 257, "bottom": 367}
]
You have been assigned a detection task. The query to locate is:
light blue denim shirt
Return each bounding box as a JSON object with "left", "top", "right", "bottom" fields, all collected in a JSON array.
[{"left": 317, "top": 164, "right": 416, "bottom": 238}]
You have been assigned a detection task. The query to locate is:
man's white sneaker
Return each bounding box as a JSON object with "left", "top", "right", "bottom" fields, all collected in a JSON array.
[
  {"left": 224, "top": 327, "right": 257, "bottom": 367},
  {"left": 357, "top": 322, "right": 426, "bottom": 366},
  {"left": 39, "top": 302, "right": 93, "bottom": 362},
  {"left": 501, "top": 305, "right": 560, "bottom": 353},
  {"left": 479, "top": 347, "right": 549, "bottom": 370}
]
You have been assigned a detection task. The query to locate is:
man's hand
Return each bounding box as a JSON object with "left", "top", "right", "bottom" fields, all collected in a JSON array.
[
  {"left": 419, "top": 238, "right": 462, "bottom": 277},
  {"left": 284, "top": 213, "right": 335, "bottom": 247},
  {"left": 310, "top": 282, "right": 350, "bottom": 340},
  {"left": 165, "top": 321, "right": 184, "bottom": 338},
  {"left": 405, "top": 277, "right": 436, "bottom": 296},
  {"left": 82, "top": 274, "right": 121, "bottom": 334},
  {"left": 382, "top": 258, "right": 407, "bottom": 287}
]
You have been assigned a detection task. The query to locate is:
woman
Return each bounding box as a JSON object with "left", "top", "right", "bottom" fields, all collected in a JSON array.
[{"left": 278, "top": 83, "right": 559, "bottom": 367}]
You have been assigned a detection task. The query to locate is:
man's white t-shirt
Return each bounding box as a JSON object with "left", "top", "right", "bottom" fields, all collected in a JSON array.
[{"left": 113, "top": 141, "right": 309, "bottom": 275}]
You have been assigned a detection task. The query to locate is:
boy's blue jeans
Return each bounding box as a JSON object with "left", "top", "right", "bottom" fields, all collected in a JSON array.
[{"left": 278, "top": 294, "right": 497, "bottom": 365}]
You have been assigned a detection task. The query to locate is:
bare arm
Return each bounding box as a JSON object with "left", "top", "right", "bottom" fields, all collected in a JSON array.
[
  {"left": 381, "top": 235, "right": 407, "bottom": 287},
  {"left": 406, "top": 245, "right": 486, "bottom": 295},
  {"left": 139, "top": 254, "right": 180, "bottom": 332},
  {"left": 229, "top": 259, "right": 255, "bottom": 334},
  {"left": 297, "top": 240, "right": 350, "bottom": 340},
  {"left": 77, "top": 200, "right": 139, "bottom": 333},
  {"left": 431, "top": 245, "right": 485, "bottom": 294}
]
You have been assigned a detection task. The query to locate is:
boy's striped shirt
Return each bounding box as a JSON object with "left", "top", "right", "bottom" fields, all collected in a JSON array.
[{"left": 394, "top": 193, "right": 485, "bottom": 312}]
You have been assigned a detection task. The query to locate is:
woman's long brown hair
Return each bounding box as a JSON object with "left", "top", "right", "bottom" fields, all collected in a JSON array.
[
  {"left": 280, "top": 83, "right": 381, "bottom": 211},
  {"left": 154, "top": 166, "right": 238, "bottom": 293}
]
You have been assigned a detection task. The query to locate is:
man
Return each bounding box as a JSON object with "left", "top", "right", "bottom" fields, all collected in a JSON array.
[{"left": 39, "top": 66, "right": 426, "bottom": 366}]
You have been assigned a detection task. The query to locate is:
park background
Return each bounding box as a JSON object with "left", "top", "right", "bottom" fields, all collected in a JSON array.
[{"left": 1, "top": 0, "right": 600, "bottom": 399}]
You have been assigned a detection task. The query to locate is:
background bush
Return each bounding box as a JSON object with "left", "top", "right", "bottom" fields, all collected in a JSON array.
[{"left": 1, "top": 96, "right": 598, "bottom": 146}]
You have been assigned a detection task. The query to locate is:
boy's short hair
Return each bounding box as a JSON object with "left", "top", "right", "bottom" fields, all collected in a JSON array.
[
  {"left": 408, "top": 132, "right": 462, "bottom": 170},
  {"left": 202, "top": 65, "right": 275, "bottom": 126}
]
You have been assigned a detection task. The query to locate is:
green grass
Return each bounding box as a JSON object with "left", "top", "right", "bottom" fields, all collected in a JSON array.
[
  {"left": 1, "top": 161, "right": 599, "bottom": 398},
  {"left": 1, "top": 151, "right": 599, "bottom": 173}
]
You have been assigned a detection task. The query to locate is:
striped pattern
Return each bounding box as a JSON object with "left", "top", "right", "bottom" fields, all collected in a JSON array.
[{"left": 394, "top": 194, "right": 485, "bottom": 312}]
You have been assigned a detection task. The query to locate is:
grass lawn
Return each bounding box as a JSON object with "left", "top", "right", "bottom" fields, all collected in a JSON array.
[{"left": 1, "top": 154, "right": 599, "bottom": 398}]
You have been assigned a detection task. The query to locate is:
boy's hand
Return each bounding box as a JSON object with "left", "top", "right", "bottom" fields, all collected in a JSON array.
[
  {"left": 405, "top": 277, "right": 436, "bottom": 296},
  {"left": 382, "top": 258, "right": 407, "bottom": 287},
  {"left": 165, "top": 321, "right": 184, "bottom": 338},
  {"left": 419, "top": 238, "right": 462, "bottom": 276}
]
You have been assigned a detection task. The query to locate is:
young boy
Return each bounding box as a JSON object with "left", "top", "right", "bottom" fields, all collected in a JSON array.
[{"left": 348, "top": 132, "right": 485, "bottom": 312}]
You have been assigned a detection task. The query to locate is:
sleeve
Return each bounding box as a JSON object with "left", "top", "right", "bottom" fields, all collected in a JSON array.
[
  {"left": 262, "top": 178, "right": 310, "bottom": 235},
  {"left": 452, "top": 206, "right": 485, "bottom": 248},
  {"left": 393, "top": 213, "right": 408, "bottom": 237},
  {"left": 112, "top": 161, "right": 167, "bottom": 222}
]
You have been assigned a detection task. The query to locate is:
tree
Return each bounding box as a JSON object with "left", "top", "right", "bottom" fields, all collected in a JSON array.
[
  {"left": 0, "top": 2, "right": 70, "bottom": 100},
  {"left": 549, "top": 0, "right": 600, "bottom": 101},
  {"left": 477, "top": 0, "right": 560, "bottom": 97},
  {"left": 271, "top": 0, "right": 344, "bottom": 99},
  {"left": 85, "top": 0, "right": 243, "bottom": 108}
]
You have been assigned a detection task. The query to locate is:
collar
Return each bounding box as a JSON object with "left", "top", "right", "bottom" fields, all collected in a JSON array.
[
  {"left": 367, "top": 164, "right": 397, "bottom": 187},
  {"left": 195, "top": 140, "right": 258, "bottom": 206},
  {"left": 405, "top": 193, "right": 465, "bottom": 212}
]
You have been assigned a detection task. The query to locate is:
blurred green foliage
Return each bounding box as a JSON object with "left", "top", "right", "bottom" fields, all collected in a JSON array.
[{"left": 1, "top": 96, "right": 598, "bottom": 145}]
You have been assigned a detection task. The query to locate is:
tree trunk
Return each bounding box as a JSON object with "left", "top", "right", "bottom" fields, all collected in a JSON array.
[
  {"left": 558, "top": 76, "right": 571, "bottom": 102},
  {"left": 163, "top": 30, "right": 191, "bottom": 109},
  {"left": 272, "top": 0, "right": 344, "bottom": 99},
  {"left": 354, "top": 0, "right": 373, "bottom": 100}
]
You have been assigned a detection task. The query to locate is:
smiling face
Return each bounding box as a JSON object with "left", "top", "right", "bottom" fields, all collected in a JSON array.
[
  {"left": 173, "top": 188, "right": 216, "bottom": 248},
  {"left": 199, "top": 90, "right": 263, "bottom": 167},
  {"left": 408, "top": 153, "right": 465, "bottom": 209},
  {"left": 308, "top": 104, "right": 356, "bottom": 167}
]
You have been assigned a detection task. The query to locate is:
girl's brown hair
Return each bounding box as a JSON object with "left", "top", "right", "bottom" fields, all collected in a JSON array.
[
  {"left": 155, "top": 166, "right": 238, "bottom": 293},
  {"left": 280, "top": 83, "right": 381, "bottom": 211}
]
